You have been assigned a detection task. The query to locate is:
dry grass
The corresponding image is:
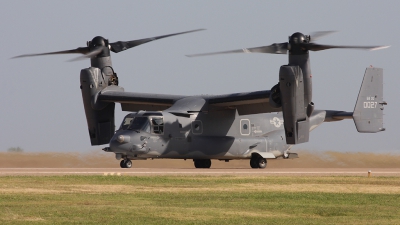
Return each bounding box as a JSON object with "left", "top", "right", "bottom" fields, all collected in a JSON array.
[
  {"left": 1, "top": 176, "right": 400, "bottom": 195},
  {"left": 1, "top": 183, "right": 399, "bottom": 195},
  {"left": 0, "top": 150, "right": 399, "bottom": 168}
]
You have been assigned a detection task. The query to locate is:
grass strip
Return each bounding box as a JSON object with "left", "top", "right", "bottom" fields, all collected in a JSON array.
[{"left": 0, "top": 175, "right": 399, "bottom": 224}]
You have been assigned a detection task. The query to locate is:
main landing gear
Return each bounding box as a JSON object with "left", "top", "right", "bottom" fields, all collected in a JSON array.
[
  {"left": 250, "top": 155, "right": 267, "bottom": 169},
  {"left": 193, "top": 159, "right": 211, "bottom": 168},
  {"left": 120, "top": 159, "right": 132, "bottom": 168}
]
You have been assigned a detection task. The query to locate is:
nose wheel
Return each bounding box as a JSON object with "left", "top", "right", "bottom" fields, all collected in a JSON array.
[{"left": 120, "top": 159, "right": 132, "bottom": 168}]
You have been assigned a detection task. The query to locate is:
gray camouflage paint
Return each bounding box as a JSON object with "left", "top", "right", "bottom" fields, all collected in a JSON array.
[
  {"left": 106, "top": 67, "right": 384, "bottom": 165},
  {"left": 76, "top": 32, "right": 385, "bottom": 168}
]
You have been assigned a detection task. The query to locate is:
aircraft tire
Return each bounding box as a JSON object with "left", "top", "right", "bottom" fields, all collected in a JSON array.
[
  {"left": 204, "top": 159, "right": 211, "bottom": 168},
  {"left": 194, "top": 159, "right": 211, "bottom": 168},
  {"left": 124, "top": 159, "right": 132, "bottom": 168},
  {"left": 194, "top": 160, "right": 201, "bottom": 168},
  {"left": 257, "top": 157, "right": 267, "bottom": 169},
  {"left": 250, "top": 158, "right": 258, "bottom": 168},
  {"left": 120, "top": 160, "right": 126, "bottom": 168}
]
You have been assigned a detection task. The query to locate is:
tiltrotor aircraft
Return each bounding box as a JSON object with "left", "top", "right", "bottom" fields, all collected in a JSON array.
[{"left": 14, "top": 29, "right": 388, "bottom": 169}]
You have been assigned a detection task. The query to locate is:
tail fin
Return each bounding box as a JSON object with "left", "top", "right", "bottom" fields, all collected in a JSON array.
[{"left": 353, "top": 67, "right": 386, "bottom": 132}]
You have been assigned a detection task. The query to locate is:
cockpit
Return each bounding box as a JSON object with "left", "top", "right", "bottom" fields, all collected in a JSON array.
[
  {"left": 128, "top": 117, "right": 151, "bottom": 133},
  {"left": 119, "top": 112, "right": 164, "bottom": 135}
]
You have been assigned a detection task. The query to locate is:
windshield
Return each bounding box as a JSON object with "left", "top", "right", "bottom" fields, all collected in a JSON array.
[
  {"left": 119, "top": 114, "right": 135, "bottom": 130},
  {"left": 128, "top": 117, "right": 150, "bottom": 133}
]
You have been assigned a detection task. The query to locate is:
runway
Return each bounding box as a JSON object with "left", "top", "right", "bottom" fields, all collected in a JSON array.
[{"left": 0, "top": 168, "right": 399, "bottom": 176}]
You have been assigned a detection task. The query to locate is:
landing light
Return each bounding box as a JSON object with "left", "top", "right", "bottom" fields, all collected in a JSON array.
[{"left": 117, "top": 135, "right": 130, "bottom": 143}]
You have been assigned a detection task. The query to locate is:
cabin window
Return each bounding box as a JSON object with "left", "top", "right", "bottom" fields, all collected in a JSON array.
[
  {"left": 192, "top": 121, "right": 203, "bottom": 134},
  {"left": 151, "top": 117, "right": 164, "bottom": 135},
  {"left": 240, "top": 119, "right": 250, "bottom": 135}
]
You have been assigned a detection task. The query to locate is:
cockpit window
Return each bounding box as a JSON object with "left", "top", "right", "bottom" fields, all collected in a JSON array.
[
  {"left": 151, "top": 117, "right": 164, "bottom": 134},
  {"left": 128, "top": 117, "right": 150, "bottom": 133},
  {"left": 119, "top": 114, "right": 135, "bottom": 130}
]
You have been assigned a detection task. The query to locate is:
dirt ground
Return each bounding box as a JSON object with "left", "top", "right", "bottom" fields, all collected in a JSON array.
[{"left": 0, "top": 150, "right": 399, "bottom": 168}]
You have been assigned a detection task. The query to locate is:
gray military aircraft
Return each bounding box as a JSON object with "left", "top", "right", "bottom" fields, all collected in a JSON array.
[{"left": 14, "top": 30, "right": 388, "bottom": 169}]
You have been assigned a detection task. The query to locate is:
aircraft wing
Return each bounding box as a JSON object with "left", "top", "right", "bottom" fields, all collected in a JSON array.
[
  {"left": 98, "top": 86, "right": 280, "bottom": 114},
  {"left": 205, "top": 90, "right": 281, "bottom": 115},
  {"left": 98, "top": 87, "right": 187, "bottom": 111}
]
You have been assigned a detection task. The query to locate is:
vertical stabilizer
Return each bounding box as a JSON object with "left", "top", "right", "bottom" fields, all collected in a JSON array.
[{"left": 353, "top": 67, "right": 386, "bottom": 132}]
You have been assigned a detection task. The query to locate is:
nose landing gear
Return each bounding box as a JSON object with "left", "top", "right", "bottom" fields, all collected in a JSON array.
[{"left": 120, "top": 159, "right": 132, "bottom": 168}]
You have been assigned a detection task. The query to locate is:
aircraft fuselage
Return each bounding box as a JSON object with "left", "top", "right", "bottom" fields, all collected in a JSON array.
[{"left": 107, "top": 96, "right": 321, "bottom": 161}]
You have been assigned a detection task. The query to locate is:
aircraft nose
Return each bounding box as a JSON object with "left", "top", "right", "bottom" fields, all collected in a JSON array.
[
  {"left": 109, "top": 133, "right": 148, "bottom": 153},
  {"left": 109, "top": 138, "right": 129, "bottom": 153},
  {"left": 116, "top": 134, "right": 130, "bottom": 144}
]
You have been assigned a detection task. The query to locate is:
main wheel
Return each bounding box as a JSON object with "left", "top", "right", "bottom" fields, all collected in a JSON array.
[
  {"left": 194, "top": 160, "right": 202, "bottom": 168},
  {"left": 120, "top": 160, "right": 126, "bottom": 168},
  {"left": 194, "top": 159, "right": 211, "bottom": 168},
  {"left": 203, "top": 159, "right": 211, "bottom": 168},
  {"left": 257, "top": 157, "right": 267, "bottom": 169},
  {"left": 124, "top": 159, "right": 132, "bottom": 168},
  {"left": 250, "top": 158, "right": 258, "bottom": 168}
]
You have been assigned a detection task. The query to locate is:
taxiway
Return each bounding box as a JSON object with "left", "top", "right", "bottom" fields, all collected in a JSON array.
[{"left": 0, "top": 168, "right": 399, "bottom": 176}]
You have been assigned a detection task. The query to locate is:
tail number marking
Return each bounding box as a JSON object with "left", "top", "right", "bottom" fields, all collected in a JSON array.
[{"left": 364, "top": 101, "right": 377, "bottom": 108}]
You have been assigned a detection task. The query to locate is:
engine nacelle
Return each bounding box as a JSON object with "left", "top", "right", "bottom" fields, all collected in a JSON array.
[
  {"left": 279, "top": 65, "right": 309, "bottom": 144},
  {"left": 269, "top": 83, "right": 282, "bottom": 108},
  {"left": 81, "top": 67, "right": 116, "bottom": 145}
]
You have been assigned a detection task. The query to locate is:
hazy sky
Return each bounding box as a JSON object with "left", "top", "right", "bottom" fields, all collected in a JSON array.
[{"left": 1, "top": 0, "right": 398, "bottom": 153}]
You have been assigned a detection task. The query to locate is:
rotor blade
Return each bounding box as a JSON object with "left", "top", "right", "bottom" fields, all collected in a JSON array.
[
  {"left": 186, "top": 42, "right": 288, "bottom": 57},
  {"left": 309, "top": 31, "right": 338, "bottom": 42},
  {"left": 12, "top": 47, "right": 90, "bottom": 59},
  {"left": 67, "top": 46, "right": 107, "bottom": 62},
  {"left": 302, "top": 43, "right": 390, "bottom": 51},
  {"left": 110, "top": 29, "right": 205, "bottom": 53}
]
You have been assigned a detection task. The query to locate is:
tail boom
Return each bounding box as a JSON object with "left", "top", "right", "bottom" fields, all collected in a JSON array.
[{"left": 321, "top": 67, "right": 386, "bottom": 133}]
